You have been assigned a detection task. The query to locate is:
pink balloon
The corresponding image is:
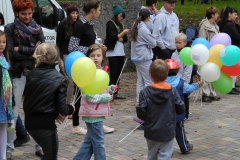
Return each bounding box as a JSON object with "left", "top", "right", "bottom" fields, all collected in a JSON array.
[{"left": 210, "top": 33, "right": 231, "bottom": 47}]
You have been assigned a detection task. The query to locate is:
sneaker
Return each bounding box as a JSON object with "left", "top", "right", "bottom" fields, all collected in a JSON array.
[
  {"left": 14, "top": 133, "right": 30, "bottom": 147},
  {"left": 71, "top": 126, "right": 87, "bottom": 135},
  {"left": 189, "top": 112, "right": 193, "bottom": 117},
  {"left": 228, "top": 89, "right": 239, "bottom": 95},
  {"left": 6, "top": 152, "right": 12, "bottom": 160},
  {"left": 183, "top": 144, "right": 193, "bottom": 154},
  {"left": 103, "top": 125, "right": 115, "bottom": 134}
]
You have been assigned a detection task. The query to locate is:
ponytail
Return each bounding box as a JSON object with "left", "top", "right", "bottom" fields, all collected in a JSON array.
[{"left": 131, "top": 16, "right": 142, "bottom": 41}]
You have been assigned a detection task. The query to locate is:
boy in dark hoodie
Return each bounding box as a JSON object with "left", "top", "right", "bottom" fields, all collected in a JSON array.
[
  {"left": 165, "top": 59, "right": 203, "bottom": 154},
  {"left": 136, "top": 59, "right": 185, "bottom": 159}
]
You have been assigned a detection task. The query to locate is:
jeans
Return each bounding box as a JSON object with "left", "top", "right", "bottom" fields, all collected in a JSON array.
[
  {"left": 7, "top": 75, "right": 26, "bottom": 152},
  {"left": 16, "top": 115, "right": 26, "bottom": 137},
  {"left": 73, "top": 121, "right": 106, "bottom": 160},
  {"left": 28, "top": 129, "right": 58, "bottom": 160}
]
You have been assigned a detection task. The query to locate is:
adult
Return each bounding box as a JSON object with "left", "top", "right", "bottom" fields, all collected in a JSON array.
[
  {"left": 140, "top": 0, "right": 158, "bottom": 32},
  {"left": 56, "top": 4, "right": 87, "bottom": 135},
  {"left": 130, "top": 8, "right": 156, "bottom": 103},
  {"left": 217, "top": 7, "right": 240, "bottom": 95},
  {"left": 198, "top": 6, "right": 221, "bottom": 102},
  {"left": 68, "top": 0, "right": 114, "bottom": 134},
  {"left": 0, "top": 12, "right": 4, "bottom": 31},
  {"left": 4, "top": 0, "right": 45, "bottom": 159},
  {"left": 104, "top": 5, "right": 130, "bottom": 99},
  {"left": 152, "top": 0, "right": 179, "bottom": 60}
]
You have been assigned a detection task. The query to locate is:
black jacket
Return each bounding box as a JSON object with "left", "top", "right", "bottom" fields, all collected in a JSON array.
[
  {"left": 136, "top": 86, "right": 185, "bottom": 142},
  {"left": 104, "top": 20, "right": 128, "bottom": 50},
  {"left": 4, "top": 23, "right": 45, "bottom": 78},
  {"left": 217, "top": 20, "right": 240, "bottom": 46},
  {"left": 23, "top": 63, "right": 73, "bottom": 130},
  {"left": 56, "top": 19, "right": 76, "bottom": 58}
]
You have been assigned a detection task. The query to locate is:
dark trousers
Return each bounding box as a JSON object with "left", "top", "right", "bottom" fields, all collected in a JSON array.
[
  {"left": 176, "top": 121, "right": 190, "bottom": 153},
  {"left": 108, "top": 56, "right": 125, "bottom": 94},
  {"left": 152, "top": 47, "right": 175, "bottom": 61},
  {"left": 73, "top": 86, "right": 81, "bottom": 126},
  {"left": 16, "top": 115, "right": 27, "bottom": 136},
  {"left": 184, "top": 93, "right": 190, "bottom": 118},
  {"left": 28, "top": 129, "right": 58, "bottom": 160}
]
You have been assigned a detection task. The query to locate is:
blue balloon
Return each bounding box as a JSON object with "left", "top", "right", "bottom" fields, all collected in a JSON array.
[
  {"left": 65, "top": 51, "right": 86, "bottom": 78},
  {"left": 220, "top": 45, "right": 240, "bottom": 66},
  {"left": 192, "top": 37, "right": 211, "bottom": 49}
]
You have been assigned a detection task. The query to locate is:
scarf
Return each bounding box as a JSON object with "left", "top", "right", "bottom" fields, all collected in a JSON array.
[
  {"left": 0, "top": 53, "right": 13, "bottom": 115},
  {"left": 14, "top": 17, "right": 40, "bottom": 47}
]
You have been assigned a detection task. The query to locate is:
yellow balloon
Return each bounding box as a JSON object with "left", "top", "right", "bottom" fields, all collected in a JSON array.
[
  {"left": 71, "top": 57, "right": 96, "bottom": 88},
  {"left": 82, "top": 69, "right": 110, "bottom": 94},
  {"left": 208, "top": 44, "right": 225, "bottom": 69}
]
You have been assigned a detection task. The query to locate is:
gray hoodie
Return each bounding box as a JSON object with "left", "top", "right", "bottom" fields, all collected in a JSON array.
[
  {"left": 131, "top": 21, "right": 156, "bottom": 62},
  {"left": 152, "top": 7, "right": 179, "bottom": 50},
  {"left": 140, "top": 6, "right": 156, "bottom": 33}
]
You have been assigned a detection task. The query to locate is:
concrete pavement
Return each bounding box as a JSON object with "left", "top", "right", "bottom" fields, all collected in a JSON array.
[{"left": 12, "top": 72, "right": 240, "bottom": 160}]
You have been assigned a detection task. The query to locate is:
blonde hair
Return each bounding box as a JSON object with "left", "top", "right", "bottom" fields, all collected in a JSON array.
[
  {"left": 175, "top": 33, "right": 187, "bottom": 42},
  {"left": 33, "top": 43, "right": 60, "bottom": 65},
  {"left": 149, "top": 59, "right": 169, "bottom": 82}
]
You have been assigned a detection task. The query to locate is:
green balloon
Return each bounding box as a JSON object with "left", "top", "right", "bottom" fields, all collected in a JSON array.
[
  {"left": 212, "top": 72, "right": 232, "bottom": 94},
  {"left": 179, "top": 47, "right": 194, "bottom": 66}
]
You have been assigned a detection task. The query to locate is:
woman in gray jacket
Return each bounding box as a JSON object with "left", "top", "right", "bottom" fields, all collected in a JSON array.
[
  {"left": 131, "top": 8, "right": 156, "bottom": 103},
  {"left": 198, "top": 6, "right": 221, "bottom": 102}
]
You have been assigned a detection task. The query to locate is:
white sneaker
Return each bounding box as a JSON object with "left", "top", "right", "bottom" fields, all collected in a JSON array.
[
  {"left": 103, "top": 125, "right": 115, "bottom": 134},
  {"left": 71, "top": 126, "right": 87, "bottom": 135},
  {"left": 189, "top": 112, "right": 193, "bottom": 117}
]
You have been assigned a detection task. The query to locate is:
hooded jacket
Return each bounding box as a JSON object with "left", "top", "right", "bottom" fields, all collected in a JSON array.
[
  {"left": 136, "top": 82, "right": 185, "bottom": 142},
  {"left": 198, "top": 18, "right": 219, "bottom": 41},
  {"left": 152, "top": 7, "right": 179, "bottom": 50},
  {"left": 217, "top": 20, "right": 240, "bottom": 46},
  {"left": 131, "top": 21, "right": 156, "bottom": 62}
]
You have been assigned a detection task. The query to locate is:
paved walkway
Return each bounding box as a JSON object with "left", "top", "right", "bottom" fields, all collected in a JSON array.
[{"left": 12, "top": 72, "right": 240, "bottom": 160}]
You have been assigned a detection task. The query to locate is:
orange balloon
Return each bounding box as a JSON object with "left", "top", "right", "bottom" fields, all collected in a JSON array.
[{"left": 208, "top": 44, "right": 225, "bottom": 69}]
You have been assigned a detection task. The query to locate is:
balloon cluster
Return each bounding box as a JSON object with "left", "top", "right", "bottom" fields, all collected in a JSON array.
[
  {"left": 180, "top": 33, "right": 240, "bottom": 94},
  {"left": 65, "top": 51, "right": 109, "bottom": 94}
]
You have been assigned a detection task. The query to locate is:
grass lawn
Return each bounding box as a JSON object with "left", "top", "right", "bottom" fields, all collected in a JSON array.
[{"left": 150, "top": 0, "right": 240, "bottom": 31}]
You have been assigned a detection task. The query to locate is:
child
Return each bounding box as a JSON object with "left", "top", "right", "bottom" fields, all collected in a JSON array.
[
  {"left": 131, "top": 8, "right": 156, "bottom": 104},
  {"left": 73, "top": 44, "right": 117, "bottom": 160},
  {"left": 171, "top": 33, "right": 193, "bottom": 120},
  {"left": 23, "top": 43, "right": 75, "bottom": 160},
  {"left": 165, "top": 59, "right": 203, "bottom": 154},
  {"left": 136, "top": 59, "right": 185, "bottom": 160},
  {"left": 0, "top": 30, "right": 14, "bottom": 159}
]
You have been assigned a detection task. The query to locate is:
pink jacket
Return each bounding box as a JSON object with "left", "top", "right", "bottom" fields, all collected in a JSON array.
[{"left": 79, "top": 89, "right": 110, "bottom": 117}]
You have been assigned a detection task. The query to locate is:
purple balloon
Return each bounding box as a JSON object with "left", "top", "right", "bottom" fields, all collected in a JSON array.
[{"left": 210, "top": 33, "right": 231, "bottom": 47}]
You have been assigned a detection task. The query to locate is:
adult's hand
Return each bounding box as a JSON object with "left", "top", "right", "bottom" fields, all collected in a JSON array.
[
  {"left": 14, "top": 47, "right": 19, "bottom": 51},
  {"left": 56, "top": 114, "right": 65, "bottom": 124}
]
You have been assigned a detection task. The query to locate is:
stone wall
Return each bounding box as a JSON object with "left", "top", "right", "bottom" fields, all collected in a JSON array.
[{"left": 59, "top": 0, "right": 144, "bottom": 69}]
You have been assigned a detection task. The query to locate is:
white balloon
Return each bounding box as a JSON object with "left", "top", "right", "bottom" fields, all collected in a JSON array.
[
  {"left": 190, "top": 44, "right": 209, "bottom": 66},
  {"left": 200, "top": 62, "right": 221, "bottom": 82}
]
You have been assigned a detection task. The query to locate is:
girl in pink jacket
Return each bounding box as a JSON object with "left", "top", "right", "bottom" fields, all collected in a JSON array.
[{"left": 74, "top": 44, "right": 117, "bottom": 160}]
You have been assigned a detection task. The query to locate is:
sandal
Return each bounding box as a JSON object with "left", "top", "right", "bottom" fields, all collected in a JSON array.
[
  {"left": 209, "top": 96, "right": 221, "bottom": 101},
  {"left": 202, "top": 96, "right": 212, "bottom": 103}
]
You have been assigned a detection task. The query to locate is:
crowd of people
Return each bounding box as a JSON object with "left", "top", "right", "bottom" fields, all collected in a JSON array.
[{"left": 0, "top": 0, "right": 240, "bottom": 159}]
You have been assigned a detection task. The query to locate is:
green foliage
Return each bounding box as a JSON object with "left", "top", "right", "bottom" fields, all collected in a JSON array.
[{"left": 152, "top": 0, "right": 240, "bottom": 31}]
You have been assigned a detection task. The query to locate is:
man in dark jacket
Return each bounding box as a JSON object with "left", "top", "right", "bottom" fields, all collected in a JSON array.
[{"left": 136, "top": 59, "right": 185, "bottom": 160}]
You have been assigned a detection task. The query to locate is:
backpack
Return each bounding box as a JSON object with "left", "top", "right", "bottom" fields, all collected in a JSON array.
[{"left": 184, "top": 24, "right": 198, "bottom": 46}]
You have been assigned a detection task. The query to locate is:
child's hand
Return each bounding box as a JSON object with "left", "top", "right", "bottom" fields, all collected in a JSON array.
[
  {"left": 56, "top": 114, "right": 65, "bottom": 124},
  {"left": 198, "top": 81, "right": 204, "bottom": 87},
  {"left": 71, "top": 104, "right": 76, "bottom": 113},
  {"left": 111, "top": 85, "right": 118, "bottom": 92},
  {"left": 110, "top": 94, "right": 113, "bottom": 101},
  {"left": 101, "top": 45, "right": 107, "bottom": 51}
]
